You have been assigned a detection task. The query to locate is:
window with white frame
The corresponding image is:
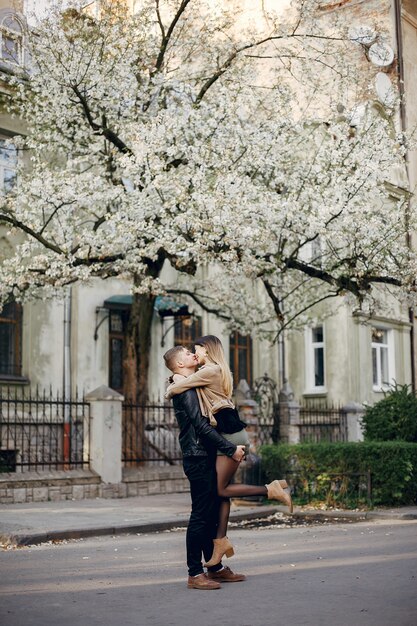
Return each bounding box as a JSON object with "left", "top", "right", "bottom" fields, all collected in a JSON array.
[
  {"left": 371, "top": 327, "right": 394, "bottom": 390},
  {"left": 0, "top": 137, "right": 18, "bottom": 194},
  {"left": 305, "top": 325, "right": 326, "bottom": 391},
  {"left": 0, "top": 14, "right": 24, "bottom": 66}
]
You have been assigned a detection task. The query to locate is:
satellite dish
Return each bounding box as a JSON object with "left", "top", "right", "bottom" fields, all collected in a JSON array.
[
  {"left": 348, "top": 103, "right": 367, "bottom": 126},
  {"left": 348, "top": 25, "right": 377, "bottom": 46},
  {"left": 375, "top": 72, "right": 396, "bottom": 108},
  {"left": 368, "top": 42, "right": 395, "bottom": 67}
]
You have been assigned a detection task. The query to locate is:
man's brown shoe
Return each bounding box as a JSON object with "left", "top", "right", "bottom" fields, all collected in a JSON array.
[
  {"left": 187, "top": 573, "right": 221, "bottom": 590},
  {"left": 207, "top": 566, "right": 247, "bottom": 583}
]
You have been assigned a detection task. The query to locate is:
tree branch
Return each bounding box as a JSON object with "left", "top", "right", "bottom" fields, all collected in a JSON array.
[
  {"left": 194, "top": 32, "right": 345, "bottom": 104},
  {"left": 0, "top": 213, "right": 65, "bottom": 255},
  {"left": 39, "top": 200, "right": 77, "bottom": 236},
  {"left": 155, "top": 0, "right": 166, "bottom": 40},
  {"left": 285, "top": 257, "right": 402, "bottom": 295},
  {"left": 275, "top": 291, "right": 341, "bottom": 338},
  {"left": 166, "top": 288, "right": 231, "bottom": 320},
  {"left": 262, "top": 278, "right": 284, "bottom": 323},
  {"left": 71, "top": 85, "right": 132, "bottom": 155},
  {"left": 152, "top": 0, "right": 192, "bottom": 75}
]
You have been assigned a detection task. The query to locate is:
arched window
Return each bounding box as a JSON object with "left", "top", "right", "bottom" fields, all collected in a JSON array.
[{"left": 0, "top": 14, "right": 24, "bottom": 66}]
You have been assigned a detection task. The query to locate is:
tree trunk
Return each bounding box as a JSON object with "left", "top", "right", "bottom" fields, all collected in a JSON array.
[
  {"left": 123, "top": 289, "right": 155, "bottom": 402},
  {"left": 122, "top": 266, "right": 163, "bottom": 466}
]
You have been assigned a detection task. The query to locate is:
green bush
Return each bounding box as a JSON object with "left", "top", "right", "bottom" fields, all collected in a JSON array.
[
  {"left": 362, "top": 384, "right": 417, "bottom": 442},
  {"left": 260, "top": 442, "right": 417, "bottom": 507}
]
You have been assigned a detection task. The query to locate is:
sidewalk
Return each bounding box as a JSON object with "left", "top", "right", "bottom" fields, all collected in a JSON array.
[{"left": 1, "top": 493, "right": 416, "bottom": 548}]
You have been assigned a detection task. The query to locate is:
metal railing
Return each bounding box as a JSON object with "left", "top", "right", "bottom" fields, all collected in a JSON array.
[
  {"left": 299, "top": 406, "right": 348, "bottom": 443},
  {"left": 252, "top": 373, "right": 280, "bottom": 445},
  {"left": 0, "top": 387, "right": 90, "bottom": 472},
  {"left": 122, "top": 401, "right": 182, "bottom": 466},
  {"left": 257, "top": 413, "right": 279, "bottom": 446}
]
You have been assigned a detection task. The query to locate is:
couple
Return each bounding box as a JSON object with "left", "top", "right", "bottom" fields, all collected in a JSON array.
[{"left": 163, "top": 335, "right": 292, "bottom": 590}]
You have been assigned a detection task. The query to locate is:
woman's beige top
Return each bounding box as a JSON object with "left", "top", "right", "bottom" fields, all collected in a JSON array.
[{"left": 165, "top": 364, "right": 235, "bottom": 426}]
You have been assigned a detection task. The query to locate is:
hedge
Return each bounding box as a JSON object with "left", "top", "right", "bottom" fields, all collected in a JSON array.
[
  {"left": 362, "top": 384, "right": 417, "bottom": 442},
  {"left": 260, "top": 442, "right": 417, "bottom": 507}
]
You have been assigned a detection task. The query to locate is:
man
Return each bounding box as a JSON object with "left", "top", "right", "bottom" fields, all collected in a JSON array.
[{"left": 163, "top": 345, "right": 247, "bottom": 590}]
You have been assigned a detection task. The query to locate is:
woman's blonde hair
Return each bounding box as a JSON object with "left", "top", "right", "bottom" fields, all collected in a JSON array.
[{"left": 195, "top": 335, "right": 233, "bottom": 397}]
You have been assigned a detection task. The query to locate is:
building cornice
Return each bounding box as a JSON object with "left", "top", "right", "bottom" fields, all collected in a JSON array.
[{"left": 353, "top": 312, "right": 412, "bottom": 329}]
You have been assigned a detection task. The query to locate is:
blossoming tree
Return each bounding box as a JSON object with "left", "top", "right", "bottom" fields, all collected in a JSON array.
[{"left": 0, "top": 0, "right": 414, "bottom": 399}]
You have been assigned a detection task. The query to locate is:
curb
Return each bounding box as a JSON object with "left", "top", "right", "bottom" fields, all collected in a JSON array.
[
  {"left": 1, "top": 506, "right": 416, "bottom": 548},
  {"left": 1, "top": 520, "right": 189, "bottom": 548},
  {"left": 0, "top": 506, "right": 280, "bottom": 548},
  {"left": 291, "top": 509, "right": 417, "bottom": 522}
]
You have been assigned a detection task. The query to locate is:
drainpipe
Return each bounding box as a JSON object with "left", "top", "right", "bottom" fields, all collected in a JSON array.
[
  {"left": 393, "top": 0, "right": 416, "bottom": 391},
  {"left": 278, "top": 329, "right": 286, "bottom": 389},
  {"left": 63, "top": 287, "right": 72, "bottom": 464}
]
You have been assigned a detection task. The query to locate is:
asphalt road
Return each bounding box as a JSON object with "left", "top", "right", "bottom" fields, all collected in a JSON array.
[{"left": 1, "top": 519, "right": 416, "bottom": 626}]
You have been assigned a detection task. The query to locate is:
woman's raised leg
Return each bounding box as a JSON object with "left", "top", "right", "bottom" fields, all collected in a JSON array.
[
  {"left": 217, "top": 456, "right": 292, "bottom": 509},
  {"left": 215, "top": 456, "right": 266, "bottom": 538},
  {"left": 205, "top": 456, "right": 292, "bottom": 567},
  {"left": 205, "top": 456, "right": 268, "bottom": 567},
  {"left": 217, "top": 455, "right": 267, "bottom": 498}
]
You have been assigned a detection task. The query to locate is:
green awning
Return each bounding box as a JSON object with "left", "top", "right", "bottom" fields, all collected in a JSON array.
[{"left": 103, "top": 295, "right": 133, "bottom": 310}]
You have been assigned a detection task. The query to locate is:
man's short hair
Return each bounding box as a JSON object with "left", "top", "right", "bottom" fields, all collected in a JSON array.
[{"left": 163, "top": 345, "right": 186, "bottom": 372}]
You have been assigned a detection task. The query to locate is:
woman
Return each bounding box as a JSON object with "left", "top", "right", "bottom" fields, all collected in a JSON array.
[{"left": 165, "top": 335, "right": 292, "bottom": 566}]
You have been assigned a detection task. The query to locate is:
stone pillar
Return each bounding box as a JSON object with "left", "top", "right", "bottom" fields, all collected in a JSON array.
[
  {"left": 235, "top": 379, "right": 259, "bottom": 451},
  {"left": 278, "top": 380, "right": 300, "bottom": 444},
  {"left": 342, "top": 402, "right": 365, "bottom": 442},
  {"left": 85, "top": 385, "right": 124, "bottom": 484}
]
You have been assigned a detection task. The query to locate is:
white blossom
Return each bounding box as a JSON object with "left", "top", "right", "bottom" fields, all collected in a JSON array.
[{"left": 0, "top": 0, "right": 414, "bottom": 338}]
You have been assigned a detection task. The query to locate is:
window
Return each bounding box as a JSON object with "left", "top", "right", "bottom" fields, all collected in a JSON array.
[
  {"left": 372, "top": 327, "right": 393, "bottom": 390},
  {"left": 229, "top": 332, "right": 252, "bottom": 387},
  {"left": 0, "top": 14, "right": 24, "bottom": 66},
  {"left": 108, "top": 311, "right": 128, "bottom": 393},
  {"left": 0, "top": 302, "right": 22, "bottom": 378},
  {"left": 0, "top": 137, "right": 18, "bottom": 194},
  {"left": 174, "top": 316, "right": 202, "bottom": 351},
  {"left": 305, "top": 325, "right": 325, "bottom": 391}
]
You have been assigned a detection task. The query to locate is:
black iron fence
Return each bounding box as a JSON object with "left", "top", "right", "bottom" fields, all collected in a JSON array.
[
  {"left": 299, "top": 406, "right": 348, "bottom": 443},
  {"left": 122, "top": 401, "right": 181, "bottom": 466},
  {"left": 256, "top": 405, "right": 348, "bottom": 444},
  {"left": 257, "top": 413, "right": 279, "bottom": 446},
  {"left": 121, "top": 401, "right": 346, "bottom": 467},
  {"left": 252, "top": 374, "right": 280, "bottom": 445},
  {"left": 0, "top": 387, "right": 89, "bottom": 472},
  {"left": 0, "top": 380, "right": 348, "bottom": 473}
]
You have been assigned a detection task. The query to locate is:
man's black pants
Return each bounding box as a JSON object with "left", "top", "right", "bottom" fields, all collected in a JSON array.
[{"left": 183, "top": 455, "right": 220, "bottom": 577}]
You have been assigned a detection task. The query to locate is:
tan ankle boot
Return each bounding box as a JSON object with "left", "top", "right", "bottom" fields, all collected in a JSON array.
[
  {"left": 204, "top": 537, "right": 235, "bottom": 567},
  {"left": 265, "top": 480, "right": 293, "bottom": 514}
]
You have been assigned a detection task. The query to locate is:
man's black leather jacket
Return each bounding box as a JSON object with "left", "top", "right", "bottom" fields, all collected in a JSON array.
[{"left": 172, "top": 389, "right": 236, "bottom": 458}]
